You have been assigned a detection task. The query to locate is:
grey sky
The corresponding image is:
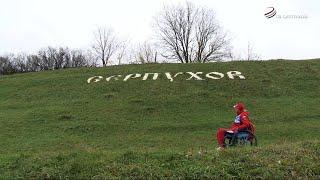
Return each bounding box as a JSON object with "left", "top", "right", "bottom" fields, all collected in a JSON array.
[{"left": 1, "top": 0, "right": 319, "bottom": 60}]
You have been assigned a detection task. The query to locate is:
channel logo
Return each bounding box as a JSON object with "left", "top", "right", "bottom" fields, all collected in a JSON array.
[{"left": 264, "top": 7, "right": 277, "bottom": 18}]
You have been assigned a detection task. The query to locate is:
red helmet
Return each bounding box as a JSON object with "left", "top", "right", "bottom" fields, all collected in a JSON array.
[{"left": 233, "top": 102, "right": 245, "bottom": 112}]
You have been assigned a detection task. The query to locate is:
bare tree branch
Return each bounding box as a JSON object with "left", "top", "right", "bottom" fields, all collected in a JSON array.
[
  {"left": 155, "top": 2, "right": 231, "bottom": 63},
  {"left": 135, "top": 42, "right": 158, "bottom": 64},
  {"left": 92, "top": 27, "right": 119, "bottom": 67}
]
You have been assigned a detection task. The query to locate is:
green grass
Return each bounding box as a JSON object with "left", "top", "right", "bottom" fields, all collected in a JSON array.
[{"left": 0, "top": 60, "right": 319, "bottom": 179}]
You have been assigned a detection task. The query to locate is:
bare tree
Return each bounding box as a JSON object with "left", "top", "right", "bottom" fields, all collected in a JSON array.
[
  {"left": 92, "top": 27, "right": 119, "bottom": 67},
  {"left": 116, "top": 40, "right": 128, "bottom": 65},
  {"left": 56, "top": 47, "right": 69, "bottom": 69},
  {"left": 13, "top": 53, "right": 27, "bottom": 73},
  {"left": 0, "top": 55, "right": 15, "bottom": 75},
  {"left": 70, "top": 49, "right": 86, "bottom": 67},
  {"left": 38, "top": 48, "right": 50, "bottom": 70},
  {"left": 155, "top": 2, "right": 231, "bottom": 63},
  {"left": 47, "top": 47, "right": 58, "bottom": 70},
  {"left": 26, "top": 55, "right": 41, "bottom": 72},
  {"left": 195, "top": 9, "right": 232, "bottom": 62},
  {"left": 135, "top": 42, "right": 158, "bottom": 64},
  {"left": 0, "top": 47, "right": 100, "bottom": 76},
  {"left": 85, "top": 50, "right": 99, "bottom": 67},
  {"left": 246, "top": 41, "right": 260, "bottom": 61},
  {"left": 229, "top": 41, "right": 261, "bottom": 61}
]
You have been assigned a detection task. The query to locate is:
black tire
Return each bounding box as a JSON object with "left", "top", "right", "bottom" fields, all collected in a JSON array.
[
  {"left": 224, "top": 131, "right": 258, "bottom": 147},
  {"left": 250, "top": 134, "right": 258, "bottom": 146},
  {"left": 223, "top": 133, "right": 237, "bottom": 147},
  {"left": 241, "top": 131, "right": 257, "bottom": 146}
]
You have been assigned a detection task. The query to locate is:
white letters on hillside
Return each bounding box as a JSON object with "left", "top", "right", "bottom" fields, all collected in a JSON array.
[
  {"left": 186, "top": 72, "right": 204, "bottom": 81},
  {"left": 165, "top": 72, "right": 184, "bottom": 82},
  {"left": 123, "top": 74, "right": 142, "bottom": 81},
  {"left": 106, "top": 75, "right": 122, "bottom": 81},
  {"left": 227, "top": 71, "right": 246, "bottom": 79},
  {"left": 143, "top": 73, "right": 159, "bottom": 80},
  {"left": 87, "top": 71, "right": 246, "bottom": 83},
  {"left": 206, "top": 72, "right": 224, "bottom": 79},
  {"left": 87, "top": 76, "right": 103, "bottom": 83}
]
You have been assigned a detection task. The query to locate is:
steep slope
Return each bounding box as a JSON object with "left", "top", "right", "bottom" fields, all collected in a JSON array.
[{"left": 0, "top": 60, "right": 319, "bottom": 178}]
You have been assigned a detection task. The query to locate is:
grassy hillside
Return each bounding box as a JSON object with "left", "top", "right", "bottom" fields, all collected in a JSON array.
[{"left": 0, "top": 60, "right": 319, "bottom": 179}]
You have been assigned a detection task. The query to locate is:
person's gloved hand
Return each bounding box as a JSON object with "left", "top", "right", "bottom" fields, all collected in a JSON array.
[{"left": 231, "top": 128, "right": 239, "bottom": 134}]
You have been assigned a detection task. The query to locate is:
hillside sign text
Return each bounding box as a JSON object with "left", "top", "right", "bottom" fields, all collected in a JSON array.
[{"left": 87, "top": 71, "right": 245, "bottom": 84}]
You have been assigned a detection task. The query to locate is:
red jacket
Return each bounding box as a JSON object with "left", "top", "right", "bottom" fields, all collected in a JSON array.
[{"left": 231, "top": 111, "right": 255, "bottom": 133}]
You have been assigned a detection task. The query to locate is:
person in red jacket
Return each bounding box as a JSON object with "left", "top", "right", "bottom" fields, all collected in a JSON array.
[{"left": 216, "top": 102, "right": 255, "bottom": 149}]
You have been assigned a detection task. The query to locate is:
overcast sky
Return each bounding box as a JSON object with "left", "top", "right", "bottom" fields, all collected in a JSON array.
[{"left": 1, "top": 0, "right": 319, "bottom": 60}]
